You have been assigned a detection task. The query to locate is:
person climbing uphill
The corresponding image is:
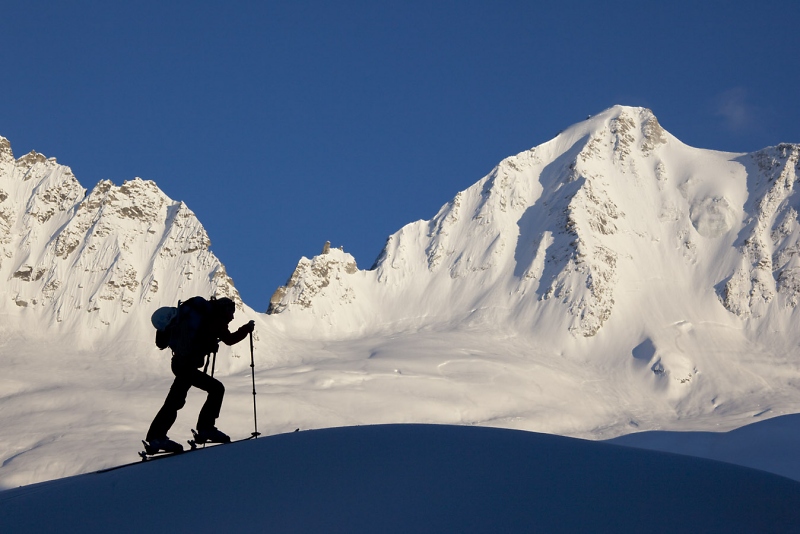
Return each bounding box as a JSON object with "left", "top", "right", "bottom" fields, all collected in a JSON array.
[{"left": 146, "top": 296, "right": 255, "bottom": 453}]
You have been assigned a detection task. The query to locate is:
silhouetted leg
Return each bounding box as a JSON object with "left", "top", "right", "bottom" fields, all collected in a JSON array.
[
  {"left": 186, "top": 368, "right": 225, "bottom": 431},
  {"left": 146, "top": 373, "right": 192, "bottom": 441}
]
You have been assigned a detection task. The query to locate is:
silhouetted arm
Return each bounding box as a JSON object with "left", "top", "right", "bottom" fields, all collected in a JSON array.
[{"left": 218, "top": 321, "right": 254, "bottom": 346}]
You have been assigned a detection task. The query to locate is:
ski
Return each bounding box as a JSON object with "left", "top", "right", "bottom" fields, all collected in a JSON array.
[
  {"left": 94, "top": 434, "right": 255, "bottom": 474},
  {"left": 94, "top": 428, "right": 299, "bottom": 474},
  {"left": 142, "top": 432, "right": 258, "bottom": 459}
]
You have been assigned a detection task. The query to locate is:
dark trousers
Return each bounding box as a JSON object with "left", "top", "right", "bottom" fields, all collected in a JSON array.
[{"left": 146, "top": 358, "right": 225, "bottom": 441}]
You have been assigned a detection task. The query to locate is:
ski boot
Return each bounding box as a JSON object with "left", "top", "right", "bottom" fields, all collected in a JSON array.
[
  {"left": 144, "top": 436, "right": 184, "bottom": 455},
  {"left": 192, "top": 427, "right": 231, "bottom": 445}
]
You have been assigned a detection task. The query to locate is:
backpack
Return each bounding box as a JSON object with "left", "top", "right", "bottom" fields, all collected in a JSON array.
[
  {"left": 151, "top": 306, "right": 177, "bottom": 350},
  {"left": 151, "top": 297, "right": 219, "bottom": 361}
]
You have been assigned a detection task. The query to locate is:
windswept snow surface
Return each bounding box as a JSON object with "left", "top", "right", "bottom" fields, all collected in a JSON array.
[
  {"left": 2, "top": 106, "right": 800, "bottom": 489},
  {"left": 2, "top": 425, "right": 799, "bottom": 534}
]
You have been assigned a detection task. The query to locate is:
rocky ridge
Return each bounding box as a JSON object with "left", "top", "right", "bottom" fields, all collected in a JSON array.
[
  {"left": 721, "top": 144, "right": 800, "bottom": 317},
  {"left": 0, "top": 136, "right": 239, "bottom": 334}
]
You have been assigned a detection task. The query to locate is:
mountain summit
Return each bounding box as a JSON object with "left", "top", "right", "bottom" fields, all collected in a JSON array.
[{"left": 269, "top": 106, "right": 800, "bottom": 343}]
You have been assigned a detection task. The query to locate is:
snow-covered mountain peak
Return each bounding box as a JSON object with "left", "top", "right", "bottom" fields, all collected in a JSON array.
[
  {"left": 268, "top": 241, "right": 359, "bottom": 318},
  {"left": 268, "top": 106, "right": 800, "bottom": 348},
  {"left": 541, "top": 106, "right": 670, "bottom": 163},
  {"left": 0, "top": 136, "right": 13, "bottom": 164},
  {"left": 4, "top": 105, "right": 799, "bottom": 358},
  {"left": 0, "top": 136, "right": 241, "bottom": 341}
]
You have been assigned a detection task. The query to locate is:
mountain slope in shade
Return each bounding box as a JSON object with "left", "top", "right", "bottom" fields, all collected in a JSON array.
[{"left": 2, "top": 425, "right": 799, "bottom": 533}]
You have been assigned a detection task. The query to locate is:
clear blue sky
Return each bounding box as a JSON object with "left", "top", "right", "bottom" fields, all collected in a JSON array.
[{"left": 2, "top": 1, "right": 798, "bottom": 310}]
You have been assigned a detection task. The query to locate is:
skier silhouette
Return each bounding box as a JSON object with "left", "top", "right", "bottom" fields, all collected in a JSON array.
[{"left": 146, "top": 296, "right": 254, "bottom": 453}]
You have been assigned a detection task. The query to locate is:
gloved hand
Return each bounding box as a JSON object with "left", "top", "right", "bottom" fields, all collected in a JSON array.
[{"left": 241, "top": 320, "right": 255, "bottom": 334}]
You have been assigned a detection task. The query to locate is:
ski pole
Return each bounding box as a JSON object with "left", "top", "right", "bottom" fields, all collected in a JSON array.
[
  {"left": 211, "top": 350, "right": 217, "bottom": 378},
  {"left": 249, "top": 328, "right": 260, "bottom": 438}
]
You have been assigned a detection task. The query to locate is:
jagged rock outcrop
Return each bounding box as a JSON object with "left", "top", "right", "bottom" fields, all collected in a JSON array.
[
  {"left": 0, "top": 136, "right": 240, "bottom": 330},
  {"left": 268, "top": 242, "right": 358, "bottom": 315},
  {"left": 721, "top": 144, "right": 800, "bottom": 317}
]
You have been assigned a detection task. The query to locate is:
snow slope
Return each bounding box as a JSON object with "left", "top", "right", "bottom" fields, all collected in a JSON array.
[
  {"left": 2, "top": 425, "right": 799, "bottom": 534},
  {"left": 609, "top": 412, "right": 800, "bottom": 482},
  {"left": 2, "top": 106, "right": 800, "bottom": 489}
]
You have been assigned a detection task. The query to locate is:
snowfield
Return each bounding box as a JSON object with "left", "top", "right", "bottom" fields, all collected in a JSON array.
[
  {"left": 2, "top": 425, "right": 799, "bottom": 534},
  {"left": 1, "top": 105, "right": 800, "bottom": 511}
]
